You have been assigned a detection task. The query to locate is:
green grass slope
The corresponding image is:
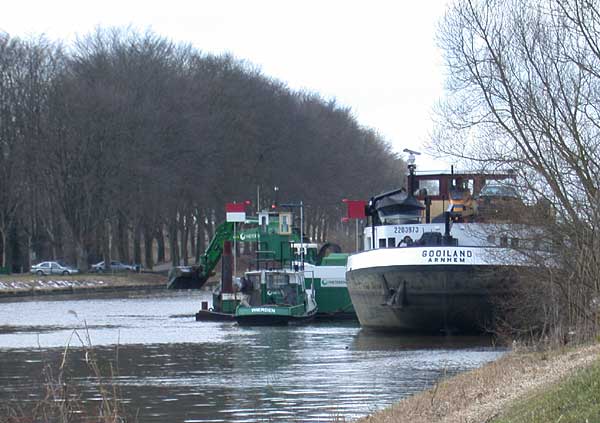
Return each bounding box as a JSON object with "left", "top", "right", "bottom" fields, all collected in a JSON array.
[{"left": 494, "top": 357, "right": 600, "bottom": 423}]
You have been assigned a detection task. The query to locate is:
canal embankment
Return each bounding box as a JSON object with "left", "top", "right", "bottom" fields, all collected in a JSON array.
[
  {"left": 356, "top": 342, "right": 600, "bottom": 423},
  {"left": 0, "top": 272, "right": 167, "bottom": 297}
]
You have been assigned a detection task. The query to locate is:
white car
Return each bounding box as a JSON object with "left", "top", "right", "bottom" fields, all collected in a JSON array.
[
  {"left": 30, "top": 261, "right": 80, "bottom": 276},
  {"left": 90, "top": 260, "right": 136, "bottom": 273}
]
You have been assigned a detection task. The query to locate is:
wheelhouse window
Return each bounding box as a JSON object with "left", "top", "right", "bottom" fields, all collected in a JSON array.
[
  {"left": 380, "top": 211, "right": 421, "bottom": 225},
  {"left": 266, "top": 273, "right": 290, "bottom": 289},
  {"left": 279, "top": 212, "right": 292, "bottom": 235},
  {"left": 419, "top": 179, "right": 440, "bottom": 196},
  {"left": 247, "top": 273, "right": 261, "bottom": 290}
]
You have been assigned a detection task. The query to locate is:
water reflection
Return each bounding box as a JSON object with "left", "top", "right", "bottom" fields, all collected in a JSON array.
[
  {"left": 352, "top": 330, "right": 497, "bottom": 350},
  {"left": 0, "top": 290, "right": 504, "bottom": 422}
]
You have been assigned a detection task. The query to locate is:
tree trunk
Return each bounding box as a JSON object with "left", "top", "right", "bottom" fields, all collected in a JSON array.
[
  {"left": 103, "top": 220, "right": 111, "bottom": 271},
  {"left": 0, "top": 228, "right": 6, "bottom": 269},
  {"left": 196, "top": 212, "right": 205, "bottom": 264},
  {"left": 180, "top": 214, "right": 189, "bottom": 266},
  {"left": 117, "top": 216, "right": 129, "bottom": 263},
  {"left": 206, "top": 213, "right": 215, "bottom": 246},
  {"left": 26, "top": 233, "right": 32, "bottom": 271},
  {"left": 143, "top": 228, "right": 154, "bottom": 270},
  {"left": 133, "top": 223, "right": 142, "bottom": 265},
  {"left": 75, "top": 240, "right": 87, "bottom": 271},
  {"left": 169, "top": 221, "right": 179, "bottom": 266},
  {"left": 156, "top": 227, "right": 165, "bottom": 263}
]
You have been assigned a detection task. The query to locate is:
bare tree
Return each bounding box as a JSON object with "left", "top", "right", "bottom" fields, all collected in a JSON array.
[
  {"left": 0, "top": 34, "right": 62, "bottom": 270},
  {"left": 1, "top": 28, "right": 404, "bottom": 272},
  {"left": 436, "top": 0, "right": 600, "bottom": 342}
]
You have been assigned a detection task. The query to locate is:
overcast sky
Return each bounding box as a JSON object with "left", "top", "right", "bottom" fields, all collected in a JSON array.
[{"left": 2, "top": 0, "right": 450, "bottom": 170}]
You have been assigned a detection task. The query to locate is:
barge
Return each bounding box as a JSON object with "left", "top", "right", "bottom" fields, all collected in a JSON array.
[{"left": 346, "top": 152, "right": 535, "bottom": 333}]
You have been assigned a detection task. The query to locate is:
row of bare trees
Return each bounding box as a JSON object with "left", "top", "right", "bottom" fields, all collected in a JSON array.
[
  {"left": 0, "top": 28, "right": 404, "bottom": 272},
  {"left": 436, "top": 0, "right": 600, "bottom": 342}
]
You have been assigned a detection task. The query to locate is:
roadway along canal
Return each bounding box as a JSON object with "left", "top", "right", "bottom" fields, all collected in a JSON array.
[{"left": 0, "top": 290, "right": 504, "bottom": 422}]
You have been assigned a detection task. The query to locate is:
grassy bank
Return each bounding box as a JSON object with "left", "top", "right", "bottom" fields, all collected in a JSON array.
[
  {"left": 493, "top": 355, "right": 600, "bottom": 423},
  {"left": 356, "top": 343, "right": 600, "bottom": 423}
]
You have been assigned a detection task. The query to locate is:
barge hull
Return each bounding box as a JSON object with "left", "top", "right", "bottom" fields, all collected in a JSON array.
[
  {"left": 235, "top": 312, "right": 317, "bottom": 326},
  {"left": 346, "top": 264, "right": 517, "bottom": 333},
  {"left": 195, "top": 310, "right": 235, "bottom": 321}
]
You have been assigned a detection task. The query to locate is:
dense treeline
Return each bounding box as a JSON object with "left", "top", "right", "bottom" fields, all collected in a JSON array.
[{"left": 0, "top": 28, "right": 404, "bottom": 271}]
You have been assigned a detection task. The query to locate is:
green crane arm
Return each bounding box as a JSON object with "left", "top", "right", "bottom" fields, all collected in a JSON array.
[
  {"left": 199, "top": 221, "right": 234, "bottom": 281},
  {"left": 168, "top": 216, "right": 310, "bottom": 289}
]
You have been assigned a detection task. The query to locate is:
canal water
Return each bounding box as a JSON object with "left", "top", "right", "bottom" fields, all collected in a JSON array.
[{"left": 0, "top": 290, "right": 504, "bottom": 422}]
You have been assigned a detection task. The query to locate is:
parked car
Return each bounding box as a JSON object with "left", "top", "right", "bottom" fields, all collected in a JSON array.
[
  {"left": 30, "top": 261, "right": 80, "bottom": 276},
  {"left": 90, "top": 260, "right": 137, "bottom": 273}
]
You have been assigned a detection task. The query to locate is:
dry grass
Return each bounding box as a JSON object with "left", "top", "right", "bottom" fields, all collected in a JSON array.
[
  {"left": 1, "top": 323, "right": 134, "bottom": 422},
  {"left": 354, "top": 343, "right": 600, "bottom": 423},
  {"left": 494, "top": 356, "right": 600, "bottom": 422}
]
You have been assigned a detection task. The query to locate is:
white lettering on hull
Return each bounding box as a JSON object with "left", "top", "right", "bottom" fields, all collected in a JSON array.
[
  {"left": 347, "top": 246, "right": 529, "bottom": 272},
  {"left": 422, "top": 249, "right": 473, "bottom": 263},
  {"left": 250, "top": 307, "right": 277, "bottom": 313}
]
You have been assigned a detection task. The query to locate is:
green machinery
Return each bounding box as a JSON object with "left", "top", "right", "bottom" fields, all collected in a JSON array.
[
  {"left": 169, "top": 209, "right": 356, "bottom": 320},
  {"left": 302, "top": 253, "right": 355, "bottom": 319},
  {"left": 234, "top": 268, "right": 318, "bottom": 325},
  {"left": 168, "top": 211, "right": 308, "bottom": 289}
]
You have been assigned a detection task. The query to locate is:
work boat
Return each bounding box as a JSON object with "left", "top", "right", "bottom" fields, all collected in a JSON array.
[
  {"left": 346, "top": 155, "right": 535, "bottom": 333},
  {"left": 235, "top": 268, "right": 318, "bottom": 326},
  {"left": 177, "top": 207, "right": 354, "bottom": 320}
]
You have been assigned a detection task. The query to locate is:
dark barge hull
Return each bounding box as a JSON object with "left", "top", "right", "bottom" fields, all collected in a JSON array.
[
  {"left": 346, "top": 264, "right": 518, "bottom": 334},
  {"left": 235, "top": 314, "right": 293, "bottom": 326},
  {"left": 195, "top": 310, "right": 235, "bottom": 321},
  {"left": 235, "top": 310, "right": 317, "bottom": 327}
]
